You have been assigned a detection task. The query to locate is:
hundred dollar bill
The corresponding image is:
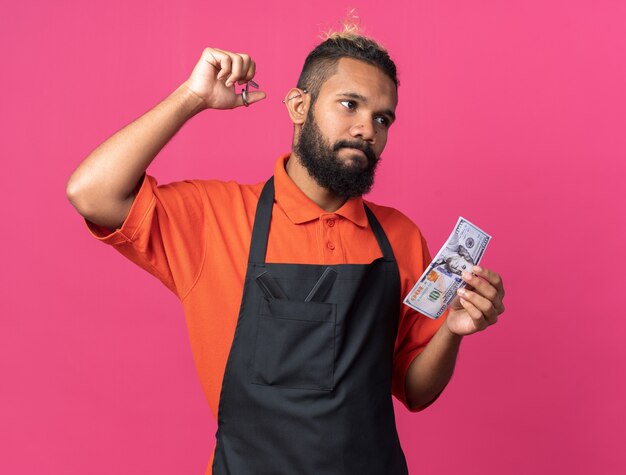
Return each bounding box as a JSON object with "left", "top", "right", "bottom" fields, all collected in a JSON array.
[{"left": 404, "top": 217, "right": 491, "bottom": 319}]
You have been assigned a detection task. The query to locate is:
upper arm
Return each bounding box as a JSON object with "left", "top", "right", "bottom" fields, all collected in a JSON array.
[
  {"left": 83, "top": 174, "right": 208, "bottom": 298},
  {"left": 67, "top": 177, "right": 141, "bottom": 231},
  {"left": 85, "top": 193, "right": 136, "bottom": 231}
]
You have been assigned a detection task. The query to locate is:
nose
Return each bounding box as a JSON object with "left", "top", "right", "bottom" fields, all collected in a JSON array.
[{"left": 349, "top": 119, "right": 376, "bottom": 143}]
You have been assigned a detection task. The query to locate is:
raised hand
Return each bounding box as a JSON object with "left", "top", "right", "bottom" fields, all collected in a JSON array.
[{"left": 183, "top": 47, "right": 266, "bottom": 110}]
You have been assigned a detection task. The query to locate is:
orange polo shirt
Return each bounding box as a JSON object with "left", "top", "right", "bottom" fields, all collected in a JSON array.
[{"left": 86, "top": 153, "right": 446, "bottom": 472}]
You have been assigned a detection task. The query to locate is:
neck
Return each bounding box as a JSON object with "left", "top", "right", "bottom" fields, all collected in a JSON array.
[{"left": 286, "top": 152, "right": 348, "bottom": 212}]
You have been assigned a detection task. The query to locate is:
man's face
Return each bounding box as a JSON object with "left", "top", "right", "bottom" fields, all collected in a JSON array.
[
  {"left": 294, "top": 58, "right": 398, "bottom": 198},
  {"left": 445, "top": 255, "right": 474, "bottom": 276}
]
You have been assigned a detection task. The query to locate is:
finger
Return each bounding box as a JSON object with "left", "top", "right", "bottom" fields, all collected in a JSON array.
[
  {"left": 225, "top": 54, "right": 244, "bottom": 87},
  {"left": 472, "top": 266, "right": 505, "bottom": 297},
  {"left": 243, "top": 60, "right": 257, "bottom": 83},
  {"left": 234, "top": 53, "right": 252, "bottom": 84},
  {"left": 202, "top": 48, "right": 231, "bottom": 79},
  {"left": 236, "top": 90, "right": 267, "bottom": 108},
  {"left": 459, "top": 297, "right": 489, "bottom": 330},
  {"left": 461, "top": 270, "right": 497, "bottom": 301},
  {"left": 458, "top": 288, "right": 498, "bottom": 324},
  {"left": 461, "top": 273, "right": 503, "bottom": 315},
  {"left": 208, "top": 49, "right": 233, "bottom": 82}
]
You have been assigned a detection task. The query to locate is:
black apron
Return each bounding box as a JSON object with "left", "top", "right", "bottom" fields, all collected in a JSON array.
[{"left": 212, "top": 177, "right": 409, "bottom": 474}]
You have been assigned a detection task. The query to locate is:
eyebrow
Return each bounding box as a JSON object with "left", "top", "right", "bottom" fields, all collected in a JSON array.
[{"left": 336, "top": 92, "right": 396, "bottom": 123}]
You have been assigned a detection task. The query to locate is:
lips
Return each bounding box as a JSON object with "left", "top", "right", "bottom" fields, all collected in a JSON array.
[
  {"left": 342, "top": 147, "right": 367, "bottom": 158},
  {"left": 334, "top": 141, "right": 378, "bottom": 166}
]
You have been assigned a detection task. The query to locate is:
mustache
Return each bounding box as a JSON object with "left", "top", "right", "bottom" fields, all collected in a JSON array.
[{"left": 333, "top": 140, "right": 378, "bottom": 164}]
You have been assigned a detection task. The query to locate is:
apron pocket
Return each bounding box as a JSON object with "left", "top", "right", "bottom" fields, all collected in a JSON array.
[{"left": 250, "top": 298, "right": 336, "bottom": 391}]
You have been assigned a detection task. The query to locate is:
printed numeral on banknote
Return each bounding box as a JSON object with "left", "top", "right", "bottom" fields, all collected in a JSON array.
[{"left": 403, "top": 217, "right": 492, "bottom": 319}]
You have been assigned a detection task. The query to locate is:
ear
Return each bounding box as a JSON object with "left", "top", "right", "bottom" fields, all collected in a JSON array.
[{"left": 284, "top": 88, "right": 309, "bottom": 125}]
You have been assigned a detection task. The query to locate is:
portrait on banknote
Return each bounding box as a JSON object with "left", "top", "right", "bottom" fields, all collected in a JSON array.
[{"left": 431, "top": 233, "right": 475, "bottom": 277}]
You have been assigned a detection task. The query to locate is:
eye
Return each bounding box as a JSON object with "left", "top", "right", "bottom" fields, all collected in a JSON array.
[
  {"left": 340, "top": 100, "right": 356, "bottom": 110},
  {"left": 375, "top": 116, "right": 390, "bottom": 127}
]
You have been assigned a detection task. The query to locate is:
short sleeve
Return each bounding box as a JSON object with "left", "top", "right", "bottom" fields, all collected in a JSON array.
[
  {"left": 84, "top": 173, "right": 207, "bottom": 300},
  {"left": 392, "top": 234, "right": 449, "bottom": 412}
]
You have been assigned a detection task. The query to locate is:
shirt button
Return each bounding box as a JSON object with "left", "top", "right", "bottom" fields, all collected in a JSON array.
[
  {"left": 327, "top": 242, "right": 335, "bottom": 250},
  {"left": 327, "top": 219, "right": 335, "bottom": 227}
]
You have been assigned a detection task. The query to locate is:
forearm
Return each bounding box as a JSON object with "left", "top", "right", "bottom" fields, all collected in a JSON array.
[
  {"left": 405, "top": 322, "right": 462, "bottom": 410},
  {"left": 66, "top": 82, "right": 206, "bottom": 228}
]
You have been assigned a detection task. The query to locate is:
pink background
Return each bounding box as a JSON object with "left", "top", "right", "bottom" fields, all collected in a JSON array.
[{"left": 1, "top": 1, "right": 624, "bottom": 473}]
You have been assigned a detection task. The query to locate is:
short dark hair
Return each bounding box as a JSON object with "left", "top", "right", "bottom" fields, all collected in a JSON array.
[{"left": 297, "top": 31, "right": 399, "bottom": 105}]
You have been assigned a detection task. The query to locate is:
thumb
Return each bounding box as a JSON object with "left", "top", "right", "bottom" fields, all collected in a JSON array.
[{"left": 237, "top": 90, "right": 267, "bottom": 108}]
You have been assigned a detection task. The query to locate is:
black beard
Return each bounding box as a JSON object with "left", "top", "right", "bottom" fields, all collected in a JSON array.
[{"left": 294, "top": 110, "right": 380, "bottom": 199}]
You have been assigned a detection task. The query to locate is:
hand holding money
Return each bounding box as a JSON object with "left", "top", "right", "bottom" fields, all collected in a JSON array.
[
  {"left": 404, "top": 217, "right": 505, "bottom": 335},
  {"left": 446, "top": 265, "right": 505, "bottom": 335}
]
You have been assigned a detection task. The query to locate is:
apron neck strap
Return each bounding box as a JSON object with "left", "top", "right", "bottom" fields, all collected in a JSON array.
[
  {"left": 364, "top": 204, "right": 396, "bottom": 261},
  {"left": 248, "top": 177, "right": 396, "bottom": 264}
]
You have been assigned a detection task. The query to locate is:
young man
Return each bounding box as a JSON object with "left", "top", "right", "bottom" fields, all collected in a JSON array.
[{"left": 67, "top": 32, "right": 505, "bottom": 475}]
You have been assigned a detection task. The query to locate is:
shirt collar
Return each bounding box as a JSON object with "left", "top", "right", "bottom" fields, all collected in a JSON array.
[{"left": 273, "top": 153, "right": 368, "bottom": 227}]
